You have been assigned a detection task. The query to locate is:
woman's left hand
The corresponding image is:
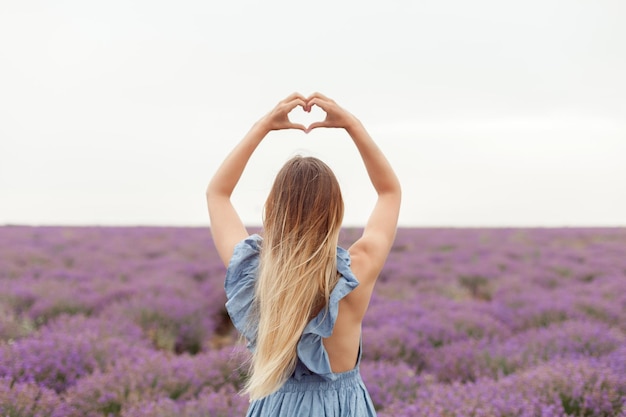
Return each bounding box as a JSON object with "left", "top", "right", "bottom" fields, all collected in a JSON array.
[{"left": 258, "top": 93, "right": 308, "bottom": 132}]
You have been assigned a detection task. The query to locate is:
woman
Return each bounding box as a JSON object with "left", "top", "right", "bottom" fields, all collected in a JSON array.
[{"left": 206, "top": 92, "right": 401, "bottom": 416}]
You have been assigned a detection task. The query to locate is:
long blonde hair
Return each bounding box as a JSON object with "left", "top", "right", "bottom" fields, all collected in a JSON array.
[{"left": 244, "top": 155, "right": 344, "bottom": 400}]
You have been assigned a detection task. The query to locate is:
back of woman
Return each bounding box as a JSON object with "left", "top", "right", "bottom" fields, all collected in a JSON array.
[{"left": 206, "top": 92, "right": 401, "bottom": 416}]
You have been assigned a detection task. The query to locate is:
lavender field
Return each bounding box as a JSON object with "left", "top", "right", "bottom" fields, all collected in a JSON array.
[{"left": 1, "top": 226, "right": 625, "bottom": 417}]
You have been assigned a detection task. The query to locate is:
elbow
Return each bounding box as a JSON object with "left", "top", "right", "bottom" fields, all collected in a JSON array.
[
  {"left": 205, "top": 181, "right": 230, "bottom": 204},
  {"left": 393, "top": 175, "right": 402, "bottom": 201},
  {"left": 205, "top": 181, "right": 220, "bottom": 204},
  {"left": 392, "top": 177, "right": 402, "bottom": 196},
  {"left": 205, "top": 177, "right": 221, "bottom": 198},
  {"left": 383, "top": 181, "right": 402, "bottom": 210},
  {"left": 205, "top": 182, "right": 213, "bottom": 200},
  {"left": 393, "top": 187, "right": 402, "bottom": 207},
  {"left": 381, "top": 177, "right": 402, "bottom": 199}
]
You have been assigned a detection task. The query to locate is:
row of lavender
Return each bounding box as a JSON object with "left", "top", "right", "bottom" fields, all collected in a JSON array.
[{"left": 1, "top": 226, "right": 625, "bottom": 416}]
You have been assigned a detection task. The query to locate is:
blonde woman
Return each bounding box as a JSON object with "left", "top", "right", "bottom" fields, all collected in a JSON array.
[{"left": 206, "top": 92, "right": 401, "bottom": 416}]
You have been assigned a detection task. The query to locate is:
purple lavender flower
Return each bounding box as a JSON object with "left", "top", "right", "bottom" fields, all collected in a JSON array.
[
  {"left": 1, "top": 226, "right": 624, "bottom": 416},
  {"left": 0, "top": 377, "right": 74, "bottom": 417}
]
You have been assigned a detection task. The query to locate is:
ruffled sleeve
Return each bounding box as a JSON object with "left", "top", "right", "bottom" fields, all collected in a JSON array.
[
  {"left": 224, "top": 234, "right": 262, "bottom": 351},
  {"left": 294, "top": 246, "right": 360, "bottom": 381}
]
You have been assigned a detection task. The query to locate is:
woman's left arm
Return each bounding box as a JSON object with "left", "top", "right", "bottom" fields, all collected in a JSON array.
[{"left": 206, "top": 93, "right": 307, "bottom": 267}]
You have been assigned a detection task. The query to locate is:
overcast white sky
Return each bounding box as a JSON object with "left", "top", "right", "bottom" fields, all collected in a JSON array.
[{"left": 1, "top": 0, "right": 625, "bottom": 227}]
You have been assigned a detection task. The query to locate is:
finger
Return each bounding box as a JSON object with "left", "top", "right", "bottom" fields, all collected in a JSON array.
[
  {"left": 277, "top": 122, "right": 306, "bottom": 131},
  {"left": 305, "top": 121, "right": 330, "bottom": 133},
  {"left": 307, "top": 92, "right": 331, "bottom": 101},
  {"left": 306, "top": 92, "right": 334, "bottom": 106},
  {"left": 280, "top": 92, "right": 306, "bottom": 104},
  {"left": 289, "top": 123, "right": 307, "bottom": 131},
  {"left": 281, "top": 98, "right": 307, "bottom": 113},
  {"left": 304, "top": 94, "right": 330, "bottom": 112},
  {"left": 305, "top": 97, "right": 330, "bottom": 112}
]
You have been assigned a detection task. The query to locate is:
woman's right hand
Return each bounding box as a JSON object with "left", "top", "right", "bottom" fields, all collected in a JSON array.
[
  {"left": 304, "top": 92, "right": 359, "bottom": 133},
  {"left": 258, "top": 93, "right": 308, "bottom": 132}
]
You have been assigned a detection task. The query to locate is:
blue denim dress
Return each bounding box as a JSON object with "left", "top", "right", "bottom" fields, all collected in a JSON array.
[{"left": 225, "top": 234, "right": 377, "bottom": 417}]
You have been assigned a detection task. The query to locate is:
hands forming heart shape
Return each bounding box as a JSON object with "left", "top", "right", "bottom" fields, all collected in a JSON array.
[
  {"left": 262, "top": 92, "right": 356, "bottom": 134},
  {"left": 289, "top": 104, "right": 327, "bottom": 132}
]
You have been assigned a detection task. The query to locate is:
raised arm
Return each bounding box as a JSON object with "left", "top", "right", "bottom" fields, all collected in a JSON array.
[
  {"left": 306, "top": 93, "right": 401, "bottom": 293},
  {"left": 206, "top": 93, "right": 307, "bottom": 266}
]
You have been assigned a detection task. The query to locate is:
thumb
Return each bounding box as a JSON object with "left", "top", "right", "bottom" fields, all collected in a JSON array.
[
  {"left": 305, "top": 121, "right": 328, "bottom": 133},
  {"left": 290, "top": 123, "right": 307, "bottom": 132}
]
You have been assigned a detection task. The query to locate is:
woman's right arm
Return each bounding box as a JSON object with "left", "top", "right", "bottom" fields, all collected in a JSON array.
[
  {"left": 206, "top": 93, "right": 307, "bottom": 267},
  {"left": 306, "top": 93, "right": 401, "bottom": 296}
]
